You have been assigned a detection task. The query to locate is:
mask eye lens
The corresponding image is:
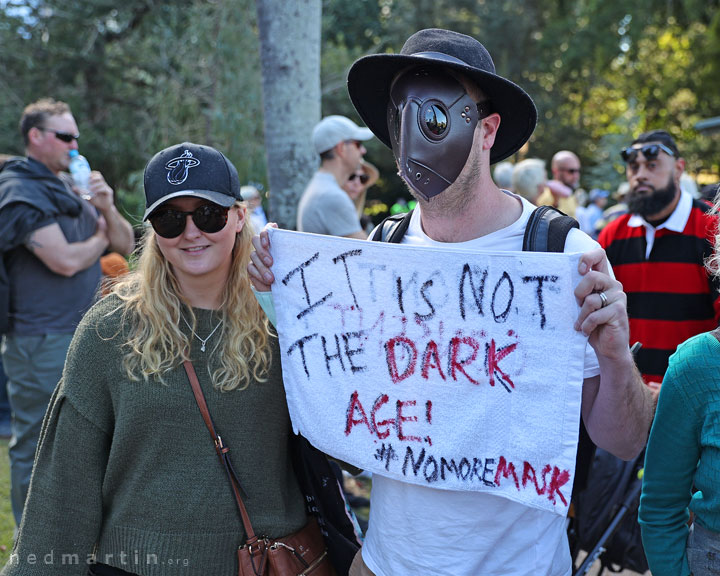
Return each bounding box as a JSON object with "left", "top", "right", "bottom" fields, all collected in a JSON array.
[{"left": 424, "top": 104, "right": 447, "bottom": 136}]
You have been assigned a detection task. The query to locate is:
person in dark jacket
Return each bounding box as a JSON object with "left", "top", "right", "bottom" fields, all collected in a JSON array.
[{"left": 0, "top": 98, "right": 134, "bottom": 526}]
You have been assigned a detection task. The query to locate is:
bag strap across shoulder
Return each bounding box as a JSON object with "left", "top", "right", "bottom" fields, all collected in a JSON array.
[
  {"left": 370, "top": 209, "right": 414, "bottom": 243},
  {"left": 372, "top": 205, "right": 578, "bottom": 252},
  {"left": 522, "top": 205, "right": 578, "bottom": 253},
  {"left": 183, "top": 360, "right": 258, "bottom": 544}
]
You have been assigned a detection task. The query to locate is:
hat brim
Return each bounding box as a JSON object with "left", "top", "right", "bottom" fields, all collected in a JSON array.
[
  {"left": 143, "top": 190, "right": 237, "bottom": 221},
  {"left": 348, "top": 53, "right": 537, "bottom": 164}
]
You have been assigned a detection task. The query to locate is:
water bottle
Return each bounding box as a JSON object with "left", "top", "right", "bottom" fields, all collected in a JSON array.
[{"left": 68, "top": 150, "right": 92, "bottom": 200}]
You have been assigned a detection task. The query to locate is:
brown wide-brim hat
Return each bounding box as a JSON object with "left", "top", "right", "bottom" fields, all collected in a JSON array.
[{"left": 348, "top": 28, "right": 537, "bottom": 164}]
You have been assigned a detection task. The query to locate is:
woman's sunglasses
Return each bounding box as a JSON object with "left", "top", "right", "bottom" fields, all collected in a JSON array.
[
  {"left": 620, "top": 143, "right": 676, "bottom": 163},
  {"left": 148, "top": 204, "right": 230, "bottom": 238},
  {"left": 349, "top": 173, "right": 369, "bottom": 184}
]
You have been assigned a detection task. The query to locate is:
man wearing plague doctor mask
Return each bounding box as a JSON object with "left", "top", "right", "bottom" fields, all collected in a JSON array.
[{"left": 250, "top": 28, "right": 653, "bottom": 575}]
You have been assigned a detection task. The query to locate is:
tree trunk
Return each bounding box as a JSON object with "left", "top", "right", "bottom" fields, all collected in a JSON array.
[{"left": 255, "top": 0, "right": 321, "bottom": 229}]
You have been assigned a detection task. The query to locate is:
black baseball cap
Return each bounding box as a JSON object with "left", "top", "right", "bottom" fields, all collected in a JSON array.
[{"left": 142, "top": 142, "right": 242, "bottom": 221}]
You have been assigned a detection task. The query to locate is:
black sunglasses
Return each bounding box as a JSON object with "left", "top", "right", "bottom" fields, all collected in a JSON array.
[
  {"left": 620, "top": 143, "right": 676, "bottom": 163},
  {"left": 349, "top": 173, "right": 369, "bottom": 184},
  {"left": 560, "top": 167, "right": 581, "bottom": 174},
  {"left": 148, "top": 204, "right": 230, "bottom": 238},
  {"left": 40, "top": 128, "right": 79, "bottom": 143}
]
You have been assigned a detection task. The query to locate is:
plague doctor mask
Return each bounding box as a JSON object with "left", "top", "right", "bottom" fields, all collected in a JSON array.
[{"left": 387, "top": 67, "right": 493, "bottom": 200}]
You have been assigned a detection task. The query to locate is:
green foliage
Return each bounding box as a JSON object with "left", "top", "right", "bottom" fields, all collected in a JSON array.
[
  {"left": 0, "top": 0, "right": 264, "bottom": 223},
  {"left": 1, "top": 0, "right": 719, "bottom": 220}
]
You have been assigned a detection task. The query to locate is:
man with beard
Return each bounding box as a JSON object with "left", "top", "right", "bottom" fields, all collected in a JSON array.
[{"left": 599, "top": 130, "right": 720, "bottom": 389}]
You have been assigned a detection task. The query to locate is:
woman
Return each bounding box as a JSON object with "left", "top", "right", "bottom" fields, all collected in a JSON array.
[
  {"left": 1, "top": 143, "right": 309, "bottom": 576},
  {"left": 639, "top": 195, "right": 720, "bottom": 575},
  {"left": 341, "top": 160, "right": 378, "bottom": 235}
]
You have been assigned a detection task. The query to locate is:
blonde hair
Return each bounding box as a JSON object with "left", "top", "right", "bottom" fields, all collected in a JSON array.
[
  {"left": 110, "top": 209, "right": 271, "bottom": 391},
  {"left": 706, "top": 184, "right": 720, "bottom": 278}
]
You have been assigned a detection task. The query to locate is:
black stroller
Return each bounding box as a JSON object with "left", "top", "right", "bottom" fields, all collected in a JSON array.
[{"left": 569, "top": 447, "right": 648, "bottom": 575}]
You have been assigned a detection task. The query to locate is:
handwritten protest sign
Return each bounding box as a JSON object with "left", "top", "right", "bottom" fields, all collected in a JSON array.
[{"left": 269, "top": 228, "right": 588, "bottom": 515}]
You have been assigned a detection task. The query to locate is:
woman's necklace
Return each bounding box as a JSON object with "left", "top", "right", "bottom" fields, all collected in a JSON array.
[{"left": 182, "top": 316, "right": 223, "bottom": 352}]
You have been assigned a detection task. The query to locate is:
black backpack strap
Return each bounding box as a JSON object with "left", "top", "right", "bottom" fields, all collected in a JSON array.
[
  {"left": 370, "top": 209, "right": 414, "bottom": 243},
  {"left": 522, "top": 205, "right": 579, "bottom": 253}
]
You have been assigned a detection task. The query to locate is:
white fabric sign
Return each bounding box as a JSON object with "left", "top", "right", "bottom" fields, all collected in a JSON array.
[{"left": 269, "top": 228, "right": 588, "bottom": 515}]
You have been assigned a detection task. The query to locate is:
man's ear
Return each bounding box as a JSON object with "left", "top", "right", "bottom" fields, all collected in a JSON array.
[
  {"left": 27, "top": 126, "right": 44, "bottom": 147},
  {"left": 481, "top": 113, "right": 501, "bottom": 152}
]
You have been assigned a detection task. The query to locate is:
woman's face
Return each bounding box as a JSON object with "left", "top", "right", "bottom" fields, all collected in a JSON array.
[
  {"left": 154, "top": 196, "right": 245, "bottom": 287},
  {"left": 343, "top": 171, "right": 365, "bottom": 200}
]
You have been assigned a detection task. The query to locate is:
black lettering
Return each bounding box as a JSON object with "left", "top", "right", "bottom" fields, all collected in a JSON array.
[
  {"left": 286, "top": 334, "right": 319, "bottom": 378},
  {"left": 483, "top": 458, "right": 497, "bottom": 486},
  {"left": 459, "top": 264, "right": 488, "bottom": 320},
  {"left": 321, "top": 334, "right": 346, "bottom": 376},
  {"left": 440, "top": 457, "right": 459, "bottom": 480},
  {"left": 281, "top": 253, "right": 332, "bottom": 319},
  {"left": 333, "top": 249, "right": 363, "bottom": 310},
  {"left": 491, "top": 272, "right": 514, "bottom": 323},
  {"left": 395, "top": 273, "right": 419, "bottom": 315},
  {"left": 402, "top": 446, "right": 425, "bottom": 476},
  {"left": 415, "top": 279, "right": 436, "bottom": 322},
  {"left": 458, "top": 457, "right": 472, "bottom": 480},
  {"left": 471, "top": 458, "right": 485, "bottom": 482},
  {"left": 522, "top": 275, "right": 559, "bottom": 329},
  {"left": 423, "top": 456, "right": 439, "bottom": 483},
  {"left": 342, "top": 331, "right": 367, "bottom": 374}
]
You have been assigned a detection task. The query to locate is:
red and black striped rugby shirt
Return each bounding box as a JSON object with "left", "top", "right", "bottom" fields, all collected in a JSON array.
[{"left": 599, "top": 192, "right": 720, "bottom": 383}]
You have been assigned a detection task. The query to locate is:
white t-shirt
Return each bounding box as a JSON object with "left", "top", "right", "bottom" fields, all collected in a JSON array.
[
  {"left": 362, "top": 194, "right": 601, "bottom": 576},
  {"left": 296, "top": 171, "right": 362, "bottom": 237}
]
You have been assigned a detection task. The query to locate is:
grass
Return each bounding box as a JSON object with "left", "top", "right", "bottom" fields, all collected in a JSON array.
[{"left": 0, "top": 439, "right": 14, "bottom": 565}]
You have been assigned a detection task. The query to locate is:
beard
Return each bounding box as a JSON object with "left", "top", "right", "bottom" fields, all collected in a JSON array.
[{"left": 626, "top": 177, "right": 678, "bottom": 219}]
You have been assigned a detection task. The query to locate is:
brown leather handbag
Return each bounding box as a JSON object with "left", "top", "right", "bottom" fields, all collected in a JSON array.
[{"left": 183, "top": 361, "right": 335, "bottom": 576}]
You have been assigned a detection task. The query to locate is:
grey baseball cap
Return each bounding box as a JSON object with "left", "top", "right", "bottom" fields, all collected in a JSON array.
[{"left": 312, "top": 115, "right": 373, "bottom": 154}]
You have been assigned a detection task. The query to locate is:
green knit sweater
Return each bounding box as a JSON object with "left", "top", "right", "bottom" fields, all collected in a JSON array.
[
  {"left": 639, "top": 331, "right": 720, "bottom": 576},
  {"left": 1, "top": 295, "right": 307, "bottom": 576}
]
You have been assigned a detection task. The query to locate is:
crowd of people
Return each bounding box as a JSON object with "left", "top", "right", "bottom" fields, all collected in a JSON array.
[{"left": 0, "top": 25, "right": 719, "bottom": 576}]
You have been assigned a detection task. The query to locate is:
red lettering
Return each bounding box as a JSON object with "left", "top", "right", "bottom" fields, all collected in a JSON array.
[
  {"left": 547, "top": 466, "right": 570, "bottom": 506},
  {"left": 494, "top": 455, "right": 520, "bottom": 490},
  {"left": 421, "top": 340, "right": 446, "bottom": 380},
  {"left": 371, "top": 394, "right": 394, "bottom": 439},
  {"left": 396, "top": 400, "right": 422, "bottom": 442},
  {"left": 521, "top": 462, "right": 551, "bottom": 495},
  {"left": 344, "top": 391, "right": 372, "bottom": 436},
  {"left": 385, "top": 336, "right": 417, "bottom": 383},
  {"left": 449, "top": 336, "right": 481, "bottom": 384},
  {"left": 485, "top": 338, "right": 517, "bottom": 390}
]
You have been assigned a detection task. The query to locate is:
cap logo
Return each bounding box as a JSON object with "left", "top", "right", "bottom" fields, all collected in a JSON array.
[{"left": 165, "top": 150, "right": 200, "bottom": 185}]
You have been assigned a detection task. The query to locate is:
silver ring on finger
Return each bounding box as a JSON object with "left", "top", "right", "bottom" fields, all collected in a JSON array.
[{"left": 599, "top": 291, "right": 608, "bottom": 308}]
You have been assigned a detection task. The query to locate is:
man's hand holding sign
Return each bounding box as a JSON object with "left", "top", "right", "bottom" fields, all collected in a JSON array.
[{"left": 249, "top": 227, "right": 652, "bottom": 516}]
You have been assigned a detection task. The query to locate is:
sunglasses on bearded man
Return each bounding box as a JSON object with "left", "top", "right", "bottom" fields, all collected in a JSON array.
[
  {"left": 620, "top": 143, "right": 676, "bottom": 164},
  {"left": 148, "top": 204, "right": 230, "bottom": 238}
]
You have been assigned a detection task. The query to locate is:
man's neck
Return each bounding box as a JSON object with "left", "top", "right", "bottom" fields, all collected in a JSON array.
[
  {"left": 419, "top": 183, "right": 522, "bottom": 243},
  {"left": 318, "top": 160, "right": 350, "bottom": 188},
  {"left": 26, "top": 153, "right": 58, "bottom": 176}
]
